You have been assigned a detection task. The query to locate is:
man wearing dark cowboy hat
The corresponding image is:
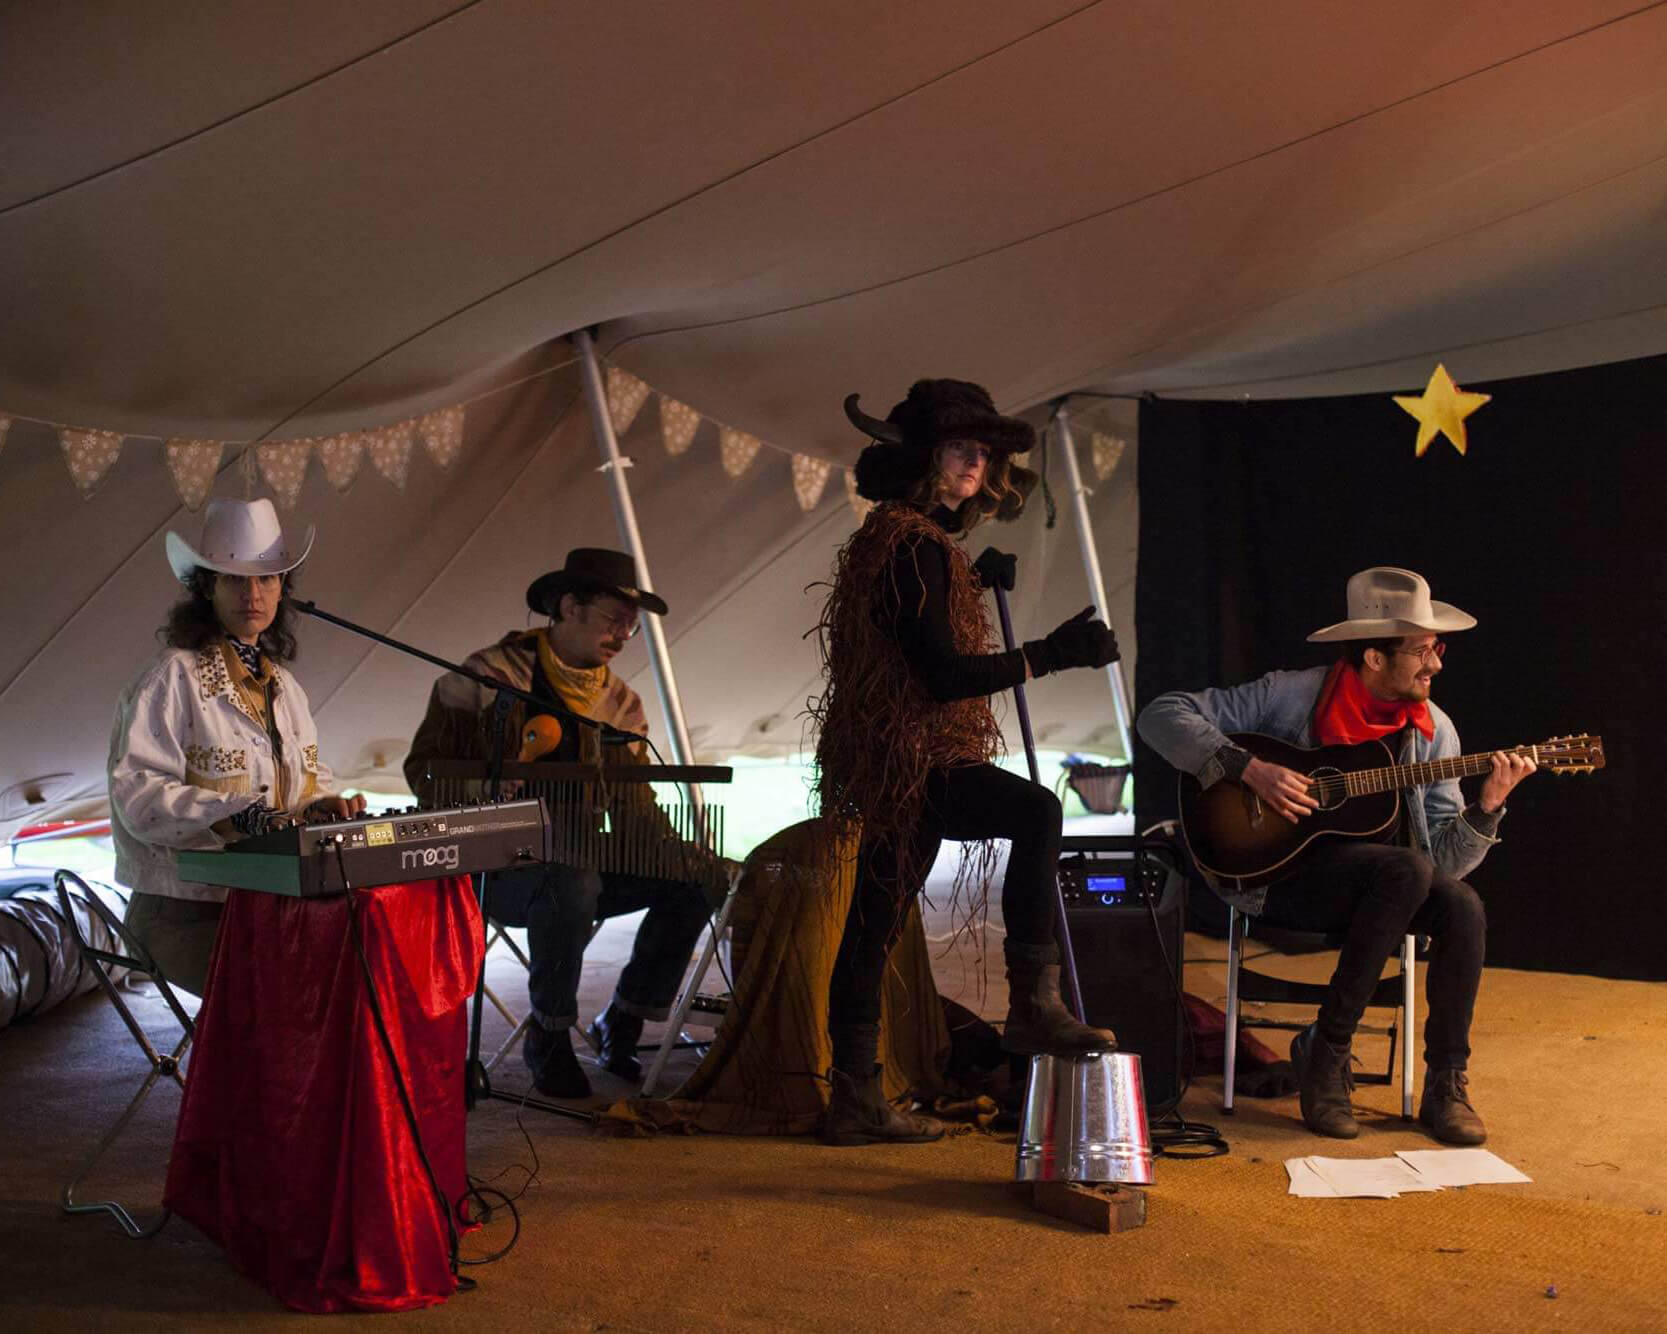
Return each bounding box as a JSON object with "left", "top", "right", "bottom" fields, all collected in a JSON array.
[
  {"left": 404, "top": 549, "right": 717, "bottom": 1098},
  {"left": 812, "top": 378, "right": 1122, "bottom": 1145},
  {"left": 1138, "top": 567, "right": 1538, "bottom": 1144}
]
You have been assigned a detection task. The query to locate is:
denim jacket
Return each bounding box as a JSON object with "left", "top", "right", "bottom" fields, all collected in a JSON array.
[{"left": 1136, "top": 665, "right": 1500, "bottom": 913}]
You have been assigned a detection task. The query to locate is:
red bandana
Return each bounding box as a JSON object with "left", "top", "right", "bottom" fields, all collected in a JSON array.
[{"left": 1311, "top": 660, "right": 1434, "bottom": 746}]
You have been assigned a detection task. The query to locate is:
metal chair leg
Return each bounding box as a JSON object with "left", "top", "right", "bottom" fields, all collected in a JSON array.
[
  {"left": 1400, "top": 933, "right": 1417, "bottom": 1118},
  {"left": 1223, "top": 906, "right": 1243, "bottom": 1113},
  {"left": 54, "top": 872, "right": 195, "bottom": 1238},
  {"left": 61, "top": 1032, "right": 189, "bottom": 1238},
  {"left": 642, "top": 865, "right": 741, "bottom": 1097}
]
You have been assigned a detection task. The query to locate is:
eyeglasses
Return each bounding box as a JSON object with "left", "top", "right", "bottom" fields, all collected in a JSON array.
[
  {"left": 584, "top": 605, "right": 641, "bottom": 640},
  {"left": 1390, "top": 640, "right": 1446, "bottom": 666}
]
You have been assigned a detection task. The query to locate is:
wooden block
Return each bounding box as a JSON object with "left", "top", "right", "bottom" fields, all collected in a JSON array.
[{"left": 1030, "top": 1180, "right": 1148, "bottom": 1233}]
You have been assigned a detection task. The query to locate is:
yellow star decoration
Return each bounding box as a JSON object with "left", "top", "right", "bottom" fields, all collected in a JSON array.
[{"left": 1393, "top": 364, "right": 1491, "bottom": 458}]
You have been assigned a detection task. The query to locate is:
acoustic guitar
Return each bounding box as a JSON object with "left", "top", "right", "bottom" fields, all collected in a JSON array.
[{"left": 1178, "top": 731, "right": 1604, "bottom": 887}]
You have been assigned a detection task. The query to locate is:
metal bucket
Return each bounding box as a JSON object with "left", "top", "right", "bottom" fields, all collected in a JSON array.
[{"left": 1014, "top": 1051, "right": 1153, "bottom": 1185}]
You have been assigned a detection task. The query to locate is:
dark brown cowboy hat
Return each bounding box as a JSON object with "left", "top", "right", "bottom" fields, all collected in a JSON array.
[{"left": 526, "top": 548, "right": 669, "bottom": 618}]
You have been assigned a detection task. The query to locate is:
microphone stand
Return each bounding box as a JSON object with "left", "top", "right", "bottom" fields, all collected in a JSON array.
[
  {"left": 989, "top": 581, "right": 1086, "bottom": 1019},
  {"left": 286, "top": 596, "right": 623, "bottom": 1123}
]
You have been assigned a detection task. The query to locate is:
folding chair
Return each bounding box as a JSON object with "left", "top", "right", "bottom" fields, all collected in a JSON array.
[
  {"left": 1223, "top": 903, "right": 1417, "bottom": 1118},
  {"left": 53, "top": 871, "right": 196, "bottom": 1238},
  {"left": 640, "top": 861, "right": 742, "bottom": 1096}
]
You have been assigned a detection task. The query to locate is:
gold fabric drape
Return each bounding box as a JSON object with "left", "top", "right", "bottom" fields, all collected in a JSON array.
[{"left": 603, "top": 819, "right": 950, "bottom": 1135}]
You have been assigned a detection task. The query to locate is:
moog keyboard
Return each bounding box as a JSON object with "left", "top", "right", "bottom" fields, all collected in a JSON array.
[{"left": 177, "top": 799, "right": 552, "bottom": 898}]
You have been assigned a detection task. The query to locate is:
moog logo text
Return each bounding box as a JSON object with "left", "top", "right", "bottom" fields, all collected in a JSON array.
[{"left": 401, "top": 844, "right": 461, "bottom": 871}]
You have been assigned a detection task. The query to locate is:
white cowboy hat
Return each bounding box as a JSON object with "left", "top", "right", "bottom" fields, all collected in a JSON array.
[
  {"left": 1306, "top": 566, "right": 1477, "bottom": 643},
  {"left": 165, "top": 498, "right": 315, "bottom": 585}
]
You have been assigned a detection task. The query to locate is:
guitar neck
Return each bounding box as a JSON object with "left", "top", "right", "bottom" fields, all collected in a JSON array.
[{"left": 1350, "top": 746, "right": 1533, "bottom": 796}]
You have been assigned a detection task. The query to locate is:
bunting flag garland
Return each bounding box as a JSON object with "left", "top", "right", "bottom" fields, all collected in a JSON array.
[
  {"left": 164, "top": 438, "right": 224, "bottom": 511},
  {"left": 257, "top": 439, "right": 312, "bottom": 509},
  {"left": 719, "top": 426, "right": 762, "bottom": 478},
  {"left": 318, "top": 431, "right": 366, "bottom": 491},
  {"left": 367, "top": 422, "right": 415, "bottom": 489},
  {"left": 1090, "top": 432, "right": 1128, "bottom": 481},
  {"left": 416, "top": 406, "right": 463, "bottom": 468},
  {"left": 791, "top": 453, "right": 832, "bottom": 511},
  {"left": 659, "top": 394, "right": 701, "bottom": 456},
  {"left": 6, "top": 351, "right": 867, "bottom": 518},
  {"left": 606, "top": 366, "right": 651, "bottom": 437},
  {"left": 843, "top": 468, "right": 874, "bottom": 523},
  {"left": 59, "top": 427, "right": 125, "bottom": 494}
]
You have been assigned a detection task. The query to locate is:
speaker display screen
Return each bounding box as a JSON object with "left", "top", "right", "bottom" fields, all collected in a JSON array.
[{"left": 1086, "top": 874, "right": 1128, "bottom": 904}]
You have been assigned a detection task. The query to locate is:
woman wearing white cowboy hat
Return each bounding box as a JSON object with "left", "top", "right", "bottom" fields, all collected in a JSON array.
[{"left": 108, "top": 498, "right": 364, "bottom": 997}]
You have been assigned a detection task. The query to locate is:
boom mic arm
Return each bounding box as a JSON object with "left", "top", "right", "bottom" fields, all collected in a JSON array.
[{"left": 283, "top": 596, "right": 647, "bottom": 746}]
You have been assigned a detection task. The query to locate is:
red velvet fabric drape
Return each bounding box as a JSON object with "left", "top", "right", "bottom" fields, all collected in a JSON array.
[{"left": 164, "top": 877, "right": 483, "bottom": 1313}]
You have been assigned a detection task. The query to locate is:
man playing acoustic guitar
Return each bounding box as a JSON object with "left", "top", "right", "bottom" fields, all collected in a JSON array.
[{"left": 1138, "top": 567, "right": 1537, "bottom": 1143}]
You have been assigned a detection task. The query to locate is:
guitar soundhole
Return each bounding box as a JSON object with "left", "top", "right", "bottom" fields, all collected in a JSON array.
[{"left": 1309, "top": 766, "right": 1348, "bottom": 813}]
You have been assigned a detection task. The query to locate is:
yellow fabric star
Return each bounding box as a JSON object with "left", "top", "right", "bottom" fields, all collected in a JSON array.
[{"left": 1393, "top": 364, "right": 1491, "bottom": 457}]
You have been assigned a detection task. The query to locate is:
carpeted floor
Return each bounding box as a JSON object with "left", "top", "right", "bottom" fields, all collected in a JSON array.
[{"left": 3, "top": 906, "right": 1664, "bottom": 1331}]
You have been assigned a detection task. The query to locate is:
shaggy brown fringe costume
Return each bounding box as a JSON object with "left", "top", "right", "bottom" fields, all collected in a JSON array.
[
  {"left": 811, "top": 501, "right": 1003, "bottom": 890},
  {"left": 808, "top": 379, "right": 1119, "bottom": 1146}
]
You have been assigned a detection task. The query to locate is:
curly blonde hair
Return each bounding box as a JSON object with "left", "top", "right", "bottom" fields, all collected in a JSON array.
[{"left": 903, "top": 445, "right": 1035, "bottom": 529}]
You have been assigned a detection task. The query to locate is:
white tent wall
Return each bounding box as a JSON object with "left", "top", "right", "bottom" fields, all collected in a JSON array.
[
  {"left": 4, "top": 2, "right": 1665, "bottom": 831},
  {"left": 0, "top": 344, "right": 1137, "bottom": 838}
]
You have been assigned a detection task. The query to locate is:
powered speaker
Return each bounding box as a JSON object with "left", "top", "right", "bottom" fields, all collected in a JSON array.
[{"left": 1059, "top": 836, "right": 1187, "bottom": 1110}]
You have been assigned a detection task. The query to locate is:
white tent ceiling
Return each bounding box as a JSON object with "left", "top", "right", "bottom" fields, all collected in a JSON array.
[{"left": 1, "top": 2, "right": 1664, "bottom": 829}]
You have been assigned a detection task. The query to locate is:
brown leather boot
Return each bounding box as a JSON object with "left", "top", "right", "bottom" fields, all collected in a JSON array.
[
  {"left": 820, "top": 1023, "right": 944, "bottom": 1146},
  {"left": 1001, "top": 945, "right": 1116, "bottom": 1056},
  {"left": 1418, "top": 1068, "right": 1487, "bottom": 1145},
  {"left": 819, "top": 1066, "right": 946, "bottom": 1145},
  {"left": 1290, "top": 1022, "right": 1358, "bottom": 1139}
]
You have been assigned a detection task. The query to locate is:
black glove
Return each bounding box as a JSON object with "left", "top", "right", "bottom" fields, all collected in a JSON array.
[
  {"left": 1023, "top": 606, "right": 1120, "bottom": 677},
  {"left": 972, "top": 547, "right": 1017, "bottom": 593}
]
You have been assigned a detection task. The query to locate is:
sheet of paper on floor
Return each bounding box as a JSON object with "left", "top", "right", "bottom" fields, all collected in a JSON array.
[
  {"left": 1287, "top": 1156, "right": 1428, "bottom": 1198},
  {"left": 1395, "top": 1148, "right": 1533, "bottom": 1186}
]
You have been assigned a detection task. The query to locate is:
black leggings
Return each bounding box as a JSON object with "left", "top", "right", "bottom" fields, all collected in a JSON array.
[
  {"left": 827, "top": 763, "right": 1062, "bottom": 1030},
  {"left": 1259, "top": 842, "right": 1487, "bottom": 1070}
]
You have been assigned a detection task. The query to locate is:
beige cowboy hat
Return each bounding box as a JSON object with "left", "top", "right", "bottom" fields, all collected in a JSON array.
[
  {"left": 1307, "top": 566, "right": 1477, "bottom": 643},
  {"left": 165, "top": 498, "right": 315, "bottom": 584}
]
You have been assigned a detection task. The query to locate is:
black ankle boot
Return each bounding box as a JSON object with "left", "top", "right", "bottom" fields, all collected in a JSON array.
[
  {"left": 524, "top": 1023, "right": 591, "bottom": 1099},
  {"left": 1290, "top": 1022, "right": 1358, "bottom": 1139},
  {"left": 820, "top": 1022, "right": 944, "bottom": 1146},
  {"left": 587, "top": 1002, "right": 646, "bottom": 1081}
]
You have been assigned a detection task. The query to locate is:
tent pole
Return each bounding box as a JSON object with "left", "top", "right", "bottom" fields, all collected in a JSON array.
[
  {"left": 572, "top": 329, "right": 700, "bottom": 775},
  {"left": 1050, "top": 401, "right": 1134, "bottom": 763}
]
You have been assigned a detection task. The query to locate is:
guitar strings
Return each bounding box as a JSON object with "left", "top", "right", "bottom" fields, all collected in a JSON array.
[{"left": 1304, "top": 741, "right": 1595, "bottom": 801}]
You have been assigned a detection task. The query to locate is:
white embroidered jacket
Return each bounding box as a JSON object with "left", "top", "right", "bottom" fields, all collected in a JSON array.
[{"left": 107, "top": 643, "right": 334, "bottom": 902}]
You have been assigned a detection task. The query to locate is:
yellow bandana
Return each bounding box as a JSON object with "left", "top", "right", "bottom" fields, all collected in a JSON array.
[{"left": 536, "top": 630, "right": 611, "bottom": 718}]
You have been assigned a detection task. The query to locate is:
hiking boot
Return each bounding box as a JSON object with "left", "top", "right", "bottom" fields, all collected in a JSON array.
[
  {"left": 1290, "top": 1022, "right": 1358, "bottom": 1139},
  {"left": 524, "top": 1023, "right": 591, "bottom": 1099},
  {"left": 819, "top": 1065, "right": 946, "bottom": 1146},
  {"left": 1001, "top": 947, "right": 1116, "bottom": 1057},
  {"left": 587, "top": 1001, "right": 646, "bottom": 1081},
  {"left": 1419, "top": 1067, "right": 1487, "bottom": 1145}
]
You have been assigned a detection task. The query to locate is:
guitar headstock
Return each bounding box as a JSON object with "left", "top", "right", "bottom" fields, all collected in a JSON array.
[{"left": 1531, "top": 734, "right": 1605, "bottom": 773}]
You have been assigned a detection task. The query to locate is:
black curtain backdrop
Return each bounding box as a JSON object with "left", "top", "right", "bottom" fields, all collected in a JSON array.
[{"left": 1134, "top": 352, "right": 1667, "bottom": 981}]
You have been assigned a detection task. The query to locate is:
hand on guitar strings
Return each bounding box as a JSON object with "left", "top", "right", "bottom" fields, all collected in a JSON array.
[
  {"left": 1479, "top": 749, "right": 1537, "bottom": 812},
  {"left": 1241, "top": 756, "right": 1319, "bottom": 824}
]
